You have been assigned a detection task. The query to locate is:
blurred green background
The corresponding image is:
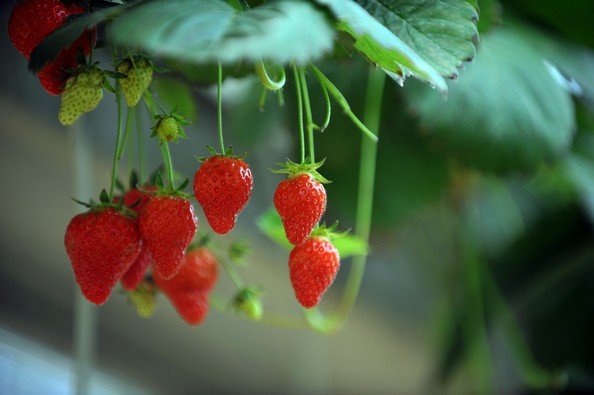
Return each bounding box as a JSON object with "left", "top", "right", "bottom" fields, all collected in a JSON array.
[{"left": 1, "top": 0, "right": 594, "bottom": 394}]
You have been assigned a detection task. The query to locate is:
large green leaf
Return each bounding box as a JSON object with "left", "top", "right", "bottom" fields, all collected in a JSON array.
[
  {"left": 315, "top": 0, "right": 447, "bottom": 92},
  {"left": 108, "top": 0, "right": 335, "bottom": 65},
  {"left": 406, "top": 26, "right": 575, "bottom": 172},
  {"left": 355, "top": 0, "right": 479, "bottom": 79}
]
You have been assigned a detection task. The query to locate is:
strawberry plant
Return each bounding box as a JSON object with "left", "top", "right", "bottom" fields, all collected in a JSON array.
[
  {"left": 17, "top": 0, "right": 591, "bottom": 393},
  {"left": 11, "top": 0, "right": 481, "bottom": 323}
]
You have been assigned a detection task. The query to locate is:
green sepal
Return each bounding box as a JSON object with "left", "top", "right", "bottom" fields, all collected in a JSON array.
[
  {"left": 99, "top": 189, "right": 110, "bottom": 204},
  {"left": 103, "top": 78, "right": 116, "bottom": 93},
  {"left": 196, "top": 145, "right": 247, "bottom": 161},
  {"left": 271, "top": 158, "right": 331, "bottom": 184},
  {"left": 228, "top": 240, "right": 251, "bottom": 265},
  {"left": 233, "top": 286, "right": 264, "bottom": 321}
]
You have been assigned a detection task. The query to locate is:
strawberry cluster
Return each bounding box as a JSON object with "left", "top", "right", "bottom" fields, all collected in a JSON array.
[
  {"left": 273, "top": 160, "right": 341, "bottom": 309},
  {"left": 8, "top": 0, "right": 95, "bottom": 95}
]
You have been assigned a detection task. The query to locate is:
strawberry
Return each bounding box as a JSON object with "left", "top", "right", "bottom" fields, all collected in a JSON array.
[
  {"left": 273, "top": 160, "right": 328, "bottom": 246},
  {"left": 64, "top": 207, "right": 141, "bottom": 305},
  {"left": 119, "top": 185, "right": 158, "bottom": 291},
  {"left": 288, "top": 236, "right": 340, "bottom": 308},
  {"left": 152, "top": 114, "right": 188, "bottom": 143},
  {"left": 58, "top": 66, "right": 105, "bottom": 125},
  {"left": 193, "top": 148, "right": 253, "bottom": 235},
  {"left": 153, "top": 246, "right": 219, "bottom": 325},
  {"left": 116, "top": 57, "right": 154, "bottom": 107},
  {"left": 8, "top": 0, "right": 95, "bottom": 95},
  {"left": 138, "top": 195, "right": 198, "bottom": 279},
  {"left": 9, "top": 0, "right": 84, "bottom": 59}
]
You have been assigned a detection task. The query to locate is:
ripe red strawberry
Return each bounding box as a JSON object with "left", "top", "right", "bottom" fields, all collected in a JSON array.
[
  {"left": 64, "top": 207, "right": 141, "bottom": 305},
  {"left": 138, "top": 195, "right": 197, "bottom": 279},
  {"left": 119, "top": 185, "right": 158, "bottom": 291},
  {"left": 288, "top": 236, "right": 340, "bottom": 308},
  {"left": 153, "top": 246, "right": 219, "bottom": 325},
  {"left": 8, "top": 0, "right": 95, "bottom": 95},
  {"left": 274, "top": 172, "right": 327, "bottom": 246},
  {"left": 193, "top": 152, "right": 253, "bottom": 234}
]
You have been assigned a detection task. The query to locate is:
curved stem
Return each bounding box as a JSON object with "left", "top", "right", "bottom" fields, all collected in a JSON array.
[
  {"left": 219, "top": 259, "right": 243, "bottom": 289},
  {"left": 335, "top": 68, "right": 384, "bottom": 324},
  {"left": 292, "top": 64, "right": 305, "bottom": 163},
  {"left": 217, "top": 62, "right": 225, "bottom": 154},
  {"left": 256, "top": 60, "right": 286, "bottom": 91},
  {"left": 298, "top": 68, "right": 315, "bottom": 164},
  {"left": 117, "top": 105, "right": 134, "bottom": 161}
]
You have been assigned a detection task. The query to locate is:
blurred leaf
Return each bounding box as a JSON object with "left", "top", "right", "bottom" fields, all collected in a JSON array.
[
  {"left": 406, "top": 26, "right": 575, "bottom": 172},
  {"left": 561, "top": 154, "right": 594, "bottom": 222},
  {"left": 29, "top": 6, "right": 123, "bottom": 72},
  {"left": 152, "top": 77, "right": 197, "bottom": 123},
  {"left": 108, "top": 0, "right": 335, "bottom": 65},
  {"left": 256, "top": 208, "right": 368, "bottom": 258},
  {"left": 315, "top": 0, "right": 447, "bottom": 92},
  {"left": 504, "top": 0, "right": 594, "bottom": 49},
  {"left": 476, "top": 0, "right": 502, "bottom": 33},
  {"left": 354, "top": 0, "right": 479, "bottom": 79}
]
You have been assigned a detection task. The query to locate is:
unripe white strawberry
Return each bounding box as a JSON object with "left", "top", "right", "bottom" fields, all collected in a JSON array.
[
  {"left": 58, "top": 67, "right": 105, "bottom": 125},
  {"left": 117, "top": 57, "right": 153, "bottom": 107}
]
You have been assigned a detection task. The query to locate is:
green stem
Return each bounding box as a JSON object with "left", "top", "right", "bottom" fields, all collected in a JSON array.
[
  {"left": 483, "top": 267, "right": 567, "bottom": 389},
  {"left": 335, "top": 68, "right": 384, "bottom": 323},
  {"left": 117, "top": 105, "right": 134, "bottom": 161},
  {"left": 219, "top": 259, "right": 244, "bottom": 289},
  {"left": 292, "top": 64, "right": 305, "bottom": 163},
  {"left": 135, "top": 105, "right": 146, "bottom": 183},
  {"left": 217, "top": 62, "right": 225, "bottom": 154},
  {"left": 258, "top": 86, "right": 267, "bottom": 111},
  {"left": 108, "top": 83, "right": 125, "bottom": 201},
  {"left": 160, "top": 142, "right": 174, "bottom": 189},
  {"left": 462, "top": 241, "right": 495, "bottom": 394},
  {"left": 298, "top": 68, "right": 315, "bottom": 164}
]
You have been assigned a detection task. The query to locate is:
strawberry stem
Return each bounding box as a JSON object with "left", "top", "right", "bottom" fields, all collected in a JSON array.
[
  {"left": 298, "top": 68, "right": 315, "bottom": 164},
  {"left": 292, "top": 64, "right": 305, "bottom": 163},
  {"left": 160, "top": 142, "right": 175, "bottom": 189},
  {"left": 217, "top": 61, "right": 225, "bottom": 154},
  {"left": 135, "top": 106, "right": 146, "bottom": 183},
  {"left": 108, "top": 80, "right": 125, "bottom": 201},
  {"left": 335, "top": 68, "right": 385, "bottom": 324}
]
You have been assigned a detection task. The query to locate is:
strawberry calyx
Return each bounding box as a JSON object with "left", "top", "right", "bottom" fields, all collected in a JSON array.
[
  {"left": 233, "top": 286, "right": 264, "bottom": 321},
  {"left": 196, "top": 145, "right": 247, "bottom": 162},
  {"left": 142, "top": 172, "right": 193, "bottom": 200},
  {"left": 71, "top": 188, "right": 138, "bottom": 217},
  {"left": 272, "top": 158, "right": 330, "bottom": 184},
  {"left": 310, "top": 222, "right": 350, "bottom": 240}
]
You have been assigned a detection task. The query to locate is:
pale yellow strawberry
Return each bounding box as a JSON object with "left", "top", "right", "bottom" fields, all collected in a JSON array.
[
  {"left": 127, "top": 281, "right": 156, "bottom": 318},
  {"left": 117, "top": 57, "right": 153, "bottom": 107},
  {"left": 152, "top": 115, "right": 188, "bottom": 143},
  {"left": 58, "top": 67, "right": 105, "bottom": 125}
]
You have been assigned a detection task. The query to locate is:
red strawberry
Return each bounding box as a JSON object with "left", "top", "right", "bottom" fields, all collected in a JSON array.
[
  {"left": 64, "top": 207, "right": 141, "bottom": 305},
  {"left": 274, "top": 171, "right": 327, "bottom": 246},
  {"left": 138, "top": 195, "right": 197, "bottom": 279},
  {"left": 119, "top": 185, "right": 158, "bottom": 291},
  {"left": 8, "top": 0, "right": 95, "bottom": 95},
  {"left": 153, "top": 246, "right": 219, "bottom": 325},
  {"left": 193, "top": 152, "right": 253, "bottom": 234},
  {"left": 288, "top": 236, "right": 340, "bottom": 308},
  {"left": 120, "top": 247, "right": 152, "bottom": 291}
]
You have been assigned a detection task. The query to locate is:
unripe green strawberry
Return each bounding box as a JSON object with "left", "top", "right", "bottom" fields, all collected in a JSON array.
[
  {"left": 59, "top": 67, "right": 105, "bottom": 125},
  {"left": 127, "top": 280, "right": 157, "bottom": 318},
  {"left": 117, "top": 57, "right": 153, "bottom": 107},
  {"left": 233, "top": 287, "right": 263, "bottom": 321},
  {"left": 152, "top": 115, "right": 188, "bottom": 143}
]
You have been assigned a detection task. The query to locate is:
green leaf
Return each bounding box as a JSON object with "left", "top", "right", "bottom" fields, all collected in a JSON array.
[
  {"left": 29, "top": 6, "right": 123, "bottom": 72},
  {"left": 256, "top": 208, "right": 368, "bottom": 258},
  {"left": 315, "top": 0, "right": 447, "bottom": 92},
  {"left": 561, "top": 153, "right": 594, "bottom": 222},
  {"left": 354, "top": 0, "right": 479, "bottom": 79},
  {"left": 108, "top": 0, "right": 335, "bottom": 65},
  {"left": 406, "top": 26, "right": 575, "bottom": 172}
]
